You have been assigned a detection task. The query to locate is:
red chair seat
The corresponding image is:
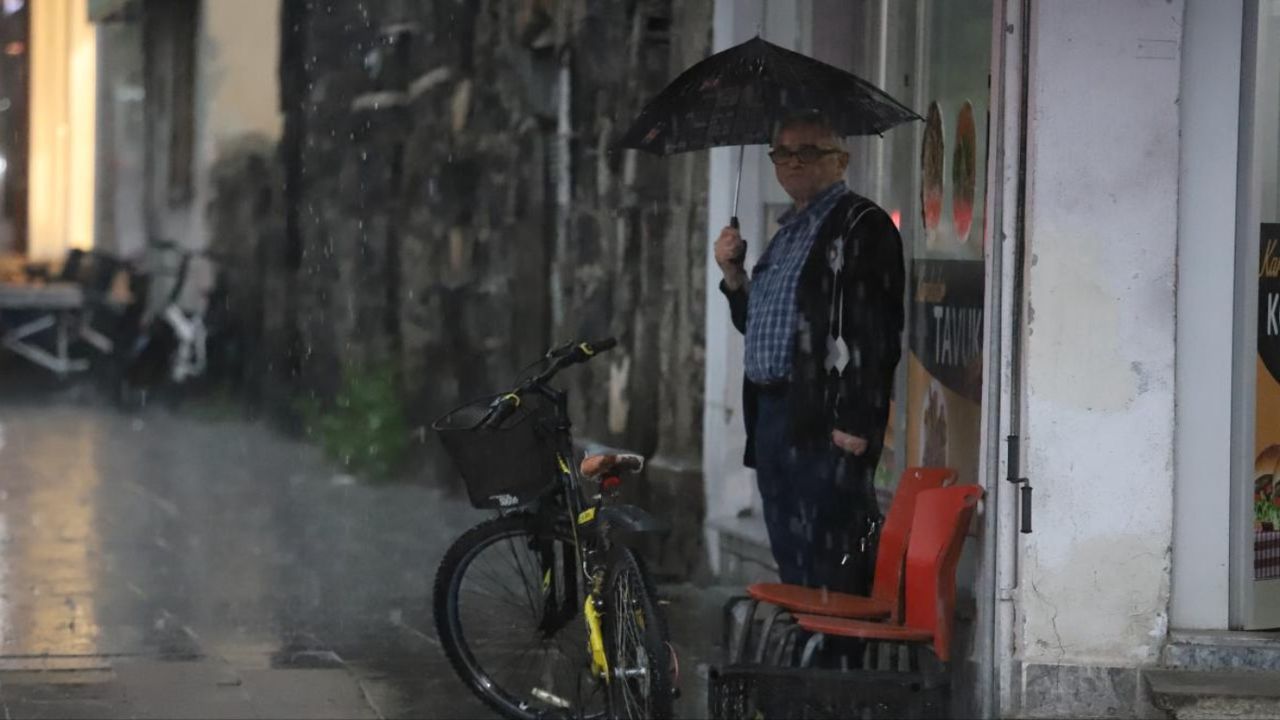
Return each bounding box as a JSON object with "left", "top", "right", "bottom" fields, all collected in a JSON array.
[
  {"left": 793, "top": 613, "right": 932, "bottom": 643},
  {"left": 747, "top": 583, "right": 892, "bottom": 620},
  {"left": 794, "top": 486, "right": 985, "bottom": 664}
]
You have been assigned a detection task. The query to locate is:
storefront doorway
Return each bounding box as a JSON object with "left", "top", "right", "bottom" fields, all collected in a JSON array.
[{"left": 702, "top": 0, "right": 1000, "bottom": 714}]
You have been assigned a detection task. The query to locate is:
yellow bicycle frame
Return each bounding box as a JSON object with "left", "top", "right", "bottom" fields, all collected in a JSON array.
[
  {"left": 584, "top": 594, "right": 609, "bottom": 681},
  {"left": 562, "top": 451, "right": 610, "bottom": 682}
]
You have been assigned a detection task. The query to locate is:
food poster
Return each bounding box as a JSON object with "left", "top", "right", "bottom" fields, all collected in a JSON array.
[
  {"left": 902, "top": 96, "right": 986, "bottom": 490},
  {"left": 1255, "top": 223, "right": 1280, "bottom": 580},
  {"left": 906, "top": 259, "right": 984, "bottom": 484}
]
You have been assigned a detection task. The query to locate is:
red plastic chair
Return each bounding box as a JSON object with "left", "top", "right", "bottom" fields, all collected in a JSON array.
[
  {"left": 749, "top": 467, "right": 957, "bottom": 620},
  {"left": 792, "top": 484, "right": 984, "bottom": 667},
  {"left": 724, "top": 467, "right": 957, "bottom": 663}
]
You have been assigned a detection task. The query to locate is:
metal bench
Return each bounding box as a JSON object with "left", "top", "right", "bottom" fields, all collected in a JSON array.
[{"left": 0, "top": 281, "right": 89, "bottom": 375}]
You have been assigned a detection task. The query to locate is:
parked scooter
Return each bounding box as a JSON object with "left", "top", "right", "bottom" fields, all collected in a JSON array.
[{"left": 113, "top": 238, "right": 227, "bottom": 408}]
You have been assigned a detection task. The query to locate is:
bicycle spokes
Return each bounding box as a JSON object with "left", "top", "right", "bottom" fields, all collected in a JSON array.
[
  {"left": 536, "top": 537, "right": 579, "bottom": 636},
  {"left": 612, "top": 574, "right": 653, "bottom": 717},
  {"left": 453, "top": 530, "right": 599, "bottom": 716}
]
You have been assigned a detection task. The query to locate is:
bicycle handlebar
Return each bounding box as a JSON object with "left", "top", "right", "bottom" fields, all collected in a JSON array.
[
  {"left": 480, "top": 337, "right": 616, "bottom": 429},
  {"left": 579, "top": 337, "right": 617, "bottom": 355},
  {"left": 483, "top": 393, "right": 523, "bottom": 428}
]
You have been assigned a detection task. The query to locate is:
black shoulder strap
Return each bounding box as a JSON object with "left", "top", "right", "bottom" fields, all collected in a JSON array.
[
  {"left": 824, "top": 195, "right": 877, "bottom": 377},
  {"left": 824, "top": 195, "right": 887, "bottom": 522}
]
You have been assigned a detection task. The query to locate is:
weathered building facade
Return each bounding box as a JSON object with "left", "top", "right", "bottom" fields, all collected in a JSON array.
[
  {"left": 269, "top": 0, "right": 712, "bottom": 577},
  {"left": 90, "top": 0, "right": 713, "bottom": 577}
]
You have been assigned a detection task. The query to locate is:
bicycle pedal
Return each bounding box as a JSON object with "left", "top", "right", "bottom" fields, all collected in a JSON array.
[{"left": 531, "top": 687, "right": 571, "bottom": 710}]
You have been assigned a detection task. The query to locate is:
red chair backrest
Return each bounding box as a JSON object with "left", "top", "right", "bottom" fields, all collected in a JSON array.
[
  {"left": 903, "top": 484, "right": 983, "bottom": 662},
  {"left": 871, "top": 467, "right": 957, "bottom": 620}
]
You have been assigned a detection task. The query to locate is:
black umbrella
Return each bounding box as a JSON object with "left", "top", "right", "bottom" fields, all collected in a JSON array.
[{"left": 617, "top": 36, "right": 920, "bottom": 225}]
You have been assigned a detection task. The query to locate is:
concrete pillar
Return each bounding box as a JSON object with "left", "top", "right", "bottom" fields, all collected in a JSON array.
[
  {"left": 93, "top": 20, "right": 146, "bottom": 258},
  {"left": 1014, "top": 1, "right": 1183, "bottom": 716}
]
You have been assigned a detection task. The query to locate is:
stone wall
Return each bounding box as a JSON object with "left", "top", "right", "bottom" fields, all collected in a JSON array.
[
  {"left": 208, "top": 0, "right": 712, "bottom": 578},
  {"left": 205, "top": 136, "right": 289, "bottom": 408}
]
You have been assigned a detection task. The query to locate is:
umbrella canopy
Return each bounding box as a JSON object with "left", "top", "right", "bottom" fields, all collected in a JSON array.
[{"left": 616, "top": 36, "right": 921, "bottom": 156}]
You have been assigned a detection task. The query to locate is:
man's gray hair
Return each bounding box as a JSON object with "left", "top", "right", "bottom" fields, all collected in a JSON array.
[{"left": 771, "top": 109, "right": 847, "bottom": 151}]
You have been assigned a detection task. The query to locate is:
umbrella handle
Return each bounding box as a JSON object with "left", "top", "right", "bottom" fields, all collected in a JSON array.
[
  {"left": 726, "top": 217, "right": 747, "bottom": 266},
  {"left": 730, "top": 147, "right": 745, "bottom": 233}
]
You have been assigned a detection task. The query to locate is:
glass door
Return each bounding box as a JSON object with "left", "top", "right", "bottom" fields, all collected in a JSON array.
[{"left": 1235, "top": 0, "right": 1280, "bottom": 630}]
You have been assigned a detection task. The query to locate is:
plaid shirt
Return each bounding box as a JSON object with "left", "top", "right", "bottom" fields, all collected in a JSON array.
[{"left": 744, "top": 180, "right": 850, "bottom": 384}]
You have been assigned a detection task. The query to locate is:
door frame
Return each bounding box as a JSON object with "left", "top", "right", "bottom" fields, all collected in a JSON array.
[{"left": 1232, "top": 0, "right": 1280, "bottom": 631}]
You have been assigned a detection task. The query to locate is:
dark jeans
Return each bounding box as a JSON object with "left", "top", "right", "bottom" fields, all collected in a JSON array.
[{"left": 754, "top": 386, "right": 879, "bottom": 594}]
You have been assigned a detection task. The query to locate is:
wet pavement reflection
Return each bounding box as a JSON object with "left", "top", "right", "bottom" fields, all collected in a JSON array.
[
  {"left": 0, "top": 395, "right": 498, "bottom": 718},
  {"left": 0, "top": 392, "right": 726, "bottom": 718},
  {"left": 2, "top": 412, "right": 105, "bottom": 660}
]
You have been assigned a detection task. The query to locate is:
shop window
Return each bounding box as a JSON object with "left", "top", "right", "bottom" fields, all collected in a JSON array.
[{"left": 825, "top": 1, "right": 993, "bottom": 493}]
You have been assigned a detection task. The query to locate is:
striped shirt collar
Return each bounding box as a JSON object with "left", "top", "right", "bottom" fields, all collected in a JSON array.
[{"left": 776, "top": 180, "right": 849, "bottom": 229}]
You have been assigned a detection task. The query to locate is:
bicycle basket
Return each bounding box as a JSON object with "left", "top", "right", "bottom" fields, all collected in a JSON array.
[{"left": 432, "top": 393, "right": 560, "bottom": 509}]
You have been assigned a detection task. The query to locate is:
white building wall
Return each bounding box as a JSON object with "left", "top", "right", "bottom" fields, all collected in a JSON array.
[
  {"left": 187, "top": 0, "right": 282, "bottom": 252},
  {"left": 1016, "top": 0, "right": 1182, "bottom": 713},
  {"left": 200, "top": 0, "right": 283, "bottom": 154},
  {"left": 703, "top": 0, "right": 764, "bottom": 575}
]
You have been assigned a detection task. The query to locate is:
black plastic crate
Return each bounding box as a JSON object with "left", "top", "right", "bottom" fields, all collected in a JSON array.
[{"left": 708, "top": 664, "right": 947, "bottom": 720}]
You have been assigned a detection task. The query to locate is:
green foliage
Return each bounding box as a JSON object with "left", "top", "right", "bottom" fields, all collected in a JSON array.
[
  {"left": 1258, "top": 490, "right": 1280, "bottom": 531},
  {"left": 300, "top": 363, "right": 409, "bottom": 481}
]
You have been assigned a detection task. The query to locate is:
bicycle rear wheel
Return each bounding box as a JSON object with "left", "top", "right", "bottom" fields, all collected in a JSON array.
[
  {"left": 434, "top": 513, "right": 605, "bottom": 720},
  {"left": 602, "top": 545, "right": 673, "bottom": 720}
]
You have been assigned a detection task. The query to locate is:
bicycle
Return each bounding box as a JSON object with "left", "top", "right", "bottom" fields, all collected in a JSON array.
[{"left": 432, "top": 338, "right": 677, "bottom": 720}]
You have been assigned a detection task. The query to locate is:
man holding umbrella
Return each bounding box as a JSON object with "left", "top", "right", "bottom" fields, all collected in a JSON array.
[
  {"left": 715, "top": 110, "right": 904, "bottom": 594},
  {"left": 618, "top": 36, "right": 914, "bottom": 593}
]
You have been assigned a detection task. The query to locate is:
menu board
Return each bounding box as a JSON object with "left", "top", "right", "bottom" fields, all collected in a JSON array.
[{"left": 1254, "top": 223, "right": 1280, "bottom": 580}]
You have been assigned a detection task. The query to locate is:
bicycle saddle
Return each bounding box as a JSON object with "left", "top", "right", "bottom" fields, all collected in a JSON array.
[{"left": 579, "top": 453, "right": 645, "bottom": 478}]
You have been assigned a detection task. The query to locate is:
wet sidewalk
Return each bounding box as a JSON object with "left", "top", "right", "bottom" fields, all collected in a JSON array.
[{"left": 0, "top": 392, "right": 730, "bottom": 718}]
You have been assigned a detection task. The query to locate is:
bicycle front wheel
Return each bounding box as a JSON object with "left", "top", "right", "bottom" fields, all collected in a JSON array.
[
  {"left": 434, "top": 513, "right": 605, "bottom": 720},
  {"left": 602, "top": 545, "right": 673, "bottom": 720}
]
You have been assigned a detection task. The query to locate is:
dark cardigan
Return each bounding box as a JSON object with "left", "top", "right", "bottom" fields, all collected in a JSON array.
[{"left": 720, "top": 191, "right": 905, "bottom": 469}]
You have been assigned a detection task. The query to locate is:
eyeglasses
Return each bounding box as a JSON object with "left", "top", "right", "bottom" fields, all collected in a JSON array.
[{"left": 768, "top": 145, "right": 844, "bottom": 165}]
